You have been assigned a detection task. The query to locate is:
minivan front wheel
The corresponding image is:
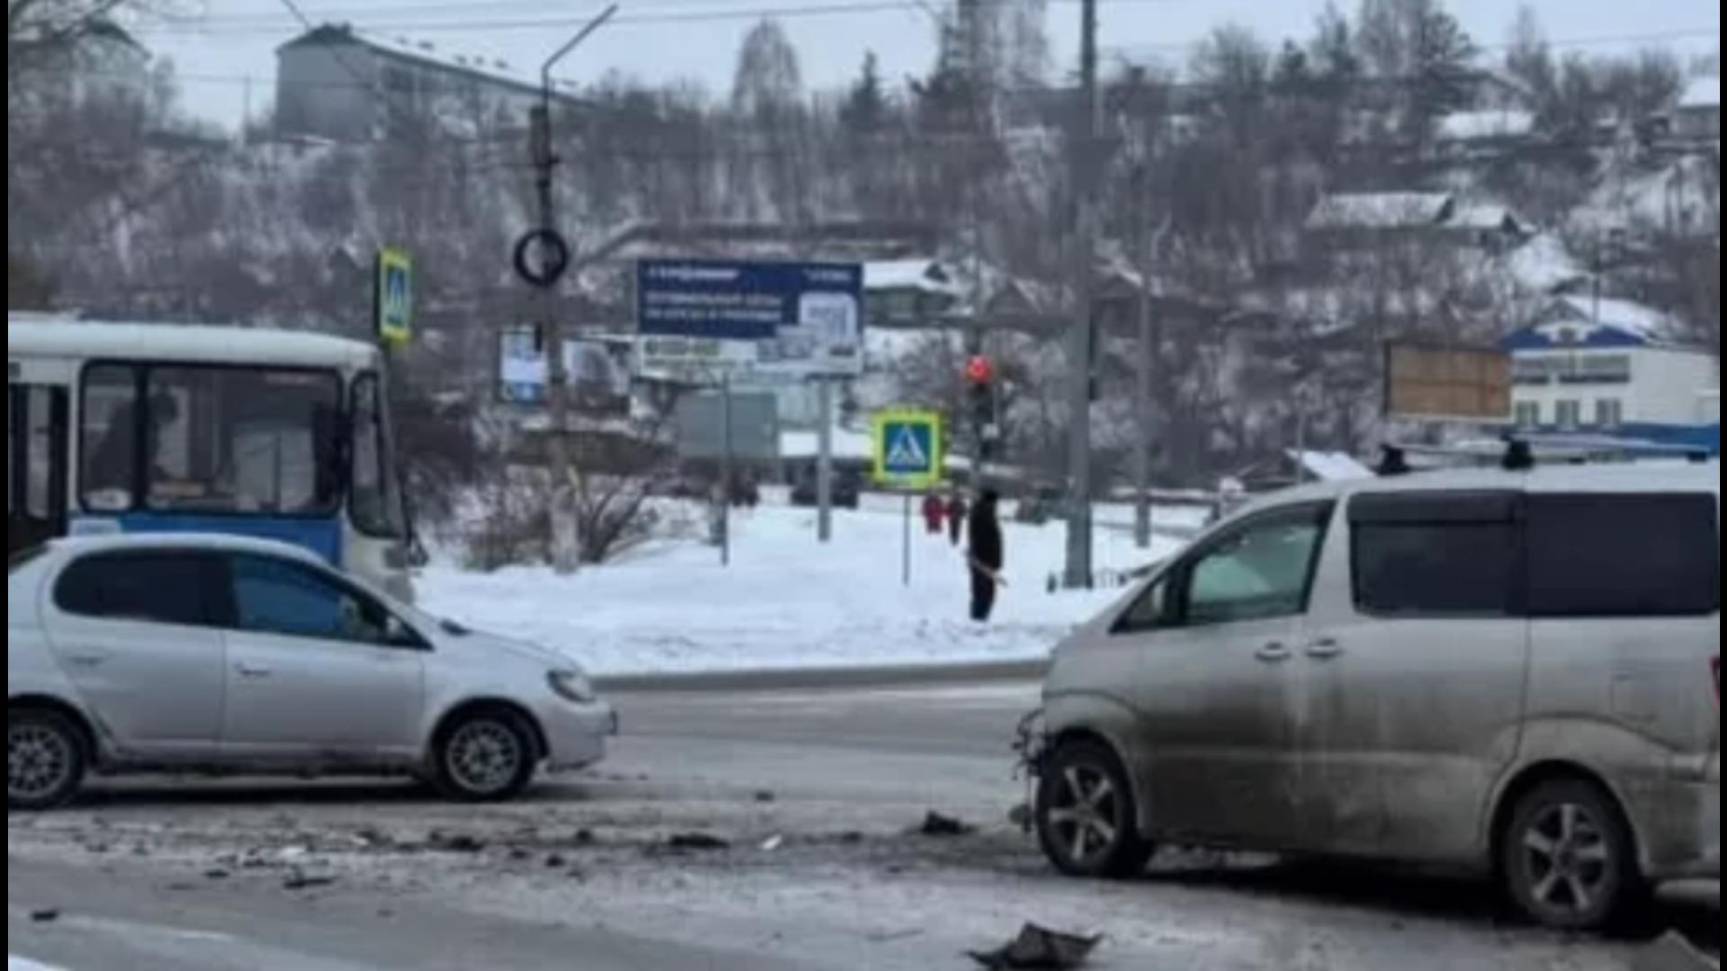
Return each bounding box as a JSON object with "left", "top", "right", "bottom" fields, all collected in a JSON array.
[
  {"left": 1036, "top": 740, "right": 1154, "bottom": 878},
  {"left": 9, "top": 708, "right": 87, "bottom": 811},
  {"left": 1501, "top": 779, "right": 1647, "bottom": 931}
]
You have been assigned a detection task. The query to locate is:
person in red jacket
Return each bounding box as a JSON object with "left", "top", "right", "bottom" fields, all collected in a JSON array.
[
  {"left": 946, "top": 492, "right": 969, "bottom": 546},
  {"left": 922, "top": 492, "right": 946, "bottom": 535}
]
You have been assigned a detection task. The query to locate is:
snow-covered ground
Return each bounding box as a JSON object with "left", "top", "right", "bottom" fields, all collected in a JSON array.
[
  {"left": 418, "top": 500, "right": 1203, "bottom": 676},
  {"left": 9, "top": 958, "right": 64, "bottom": 971}
]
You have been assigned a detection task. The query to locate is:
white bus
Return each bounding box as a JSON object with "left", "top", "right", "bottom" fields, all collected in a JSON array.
[{"left": 8, "top": 319, "right": 414, "bottom": 601}]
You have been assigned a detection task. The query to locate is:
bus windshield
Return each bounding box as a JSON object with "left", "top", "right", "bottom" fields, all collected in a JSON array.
[{"left": 81, "top": 363, "right": 345, "bottom": 517}]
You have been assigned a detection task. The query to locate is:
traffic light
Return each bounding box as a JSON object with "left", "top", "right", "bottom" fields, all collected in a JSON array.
[{"left": 966, "top": 356, "right": 998, "bottom": 461}]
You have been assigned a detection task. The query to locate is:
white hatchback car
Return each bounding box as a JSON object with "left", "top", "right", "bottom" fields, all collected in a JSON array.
[{"left": 8, "top": 534, "right": 616, "bottom": 809}]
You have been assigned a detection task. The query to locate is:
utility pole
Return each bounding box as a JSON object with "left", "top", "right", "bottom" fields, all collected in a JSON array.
[
  {"left": 1133, "top": 205, "right": 1153, "bottom": 548},
  {"left": 817, "top": 378, "right": 834, "bottom": 543},
  {"left": 531, "top": 6, "right": 617, "bottom": 575},
  {"left": 1063, "top": 0, "right": 1100, "bottom": 588}
]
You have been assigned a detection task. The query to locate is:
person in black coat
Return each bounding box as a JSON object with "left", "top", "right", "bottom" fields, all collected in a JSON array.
[{"left": 967, "top": 489, "right": 1004, "bottom": 622}]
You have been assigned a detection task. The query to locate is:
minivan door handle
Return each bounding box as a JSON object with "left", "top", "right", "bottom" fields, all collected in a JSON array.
[
  {"left": 234, "top": 662, "right": 273, "bottom": 679},
  {"left": 1255, "top": 642, "right": 1292, "bottom": 663},
  {"left": 1306, "top": 637, "right": 1344, "bottom": 660}
]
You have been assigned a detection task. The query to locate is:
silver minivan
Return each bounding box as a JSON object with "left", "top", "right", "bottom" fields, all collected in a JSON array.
[{"left": 1032, "top": 462, "right": 1719, "bottom": 930}]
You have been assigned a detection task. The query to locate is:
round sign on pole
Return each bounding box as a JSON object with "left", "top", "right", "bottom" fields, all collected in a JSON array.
[
  {"left": 514, "top": 228, "right": 571, "bottom": 289},
  {"left": 965, "top": 355, "right": 995, "bottom": 387}
]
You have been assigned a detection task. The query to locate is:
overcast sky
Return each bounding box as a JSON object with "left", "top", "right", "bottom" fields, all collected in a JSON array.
[{"left": 136, "top": 0, "right": 1720, "bottom": 131}]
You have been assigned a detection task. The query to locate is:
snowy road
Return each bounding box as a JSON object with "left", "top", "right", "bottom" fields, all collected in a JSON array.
[{"left": 9, "top": 675, "right": 1718, "bottom": 971}]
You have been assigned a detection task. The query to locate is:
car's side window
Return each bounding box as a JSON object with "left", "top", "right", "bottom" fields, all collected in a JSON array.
[
  {"left": 1349, "top": 491, "right": 1522, "bottom": 618},
  {"left": 227, "top": 554, "right": 398, "bottom": 646},
  {"left": 54, "top": 551, "right": 215, "bottom": 628},
  {"left": 1175, "top": 502, "right": 1334, "bottom": 627}
]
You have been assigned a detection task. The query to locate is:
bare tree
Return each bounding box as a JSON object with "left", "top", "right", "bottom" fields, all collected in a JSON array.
[{"left": 731, "top": 18, "right": 802, "bottom": 122}]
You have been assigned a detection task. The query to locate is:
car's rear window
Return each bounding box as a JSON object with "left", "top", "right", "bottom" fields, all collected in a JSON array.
[
  {"left": 54, "top": 551, "right": 217, "bottom": 627},
  {"left": 1526, "top": 493, "right": 1720, "bottom": 617}
]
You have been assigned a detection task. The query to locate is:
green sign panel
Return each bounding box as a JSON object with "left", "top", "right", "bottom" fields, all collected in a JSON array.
[{"left": 376, "top": 247, "right": 413, "bottom": 346}]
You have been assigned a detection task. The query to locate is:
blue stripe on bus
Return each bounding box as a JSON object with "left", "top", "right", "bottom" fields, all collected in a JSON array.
[{"left": 72, "top": 514, "right": 344, "bottom": 566}]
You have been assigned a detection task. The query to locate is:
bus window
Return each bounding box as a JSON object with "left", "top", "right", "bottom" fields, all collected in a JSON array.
[
  {"left": 80, "top": 364, "right": 142, "bottom": 512},
  {"left": 350, "top": 372, "right": 403, "bottom": 538},
  {"left": 144, "top": 367, "right": 343, "bottom": 516}
]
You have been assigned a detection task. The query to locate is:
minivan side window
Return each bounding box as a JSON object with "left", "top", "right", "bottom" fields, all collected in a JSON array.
[
  {"left": 227, "top": 554, "right": 400, "bottom": 646},
  {"left": 1350, "top": 491, "right": 1521, "bottom": 617},
  {"left": 1174, "top": 502, "right": 1334, "bottom": 627},
  {"left": 1526, "top": 493, "right": 1719, "bottom": 617},
  {"left": 54, "top": 552, "right": 216, "bottom": 627}
]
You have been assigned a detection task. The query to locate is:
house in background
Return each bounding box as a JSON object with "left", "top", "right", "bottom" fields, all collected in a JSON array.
[
  {"left": 275, "top": 24, "right": 581, "bottom": 141},
  {"left": 863, "top": 259, "right": 962, "bottom": 330},
  {"left": 1504, "top": 295, "right": 1720, "bottom": 453},
  {"left": 1672, "top": 76, "right": 1721, "bottom": 142}
]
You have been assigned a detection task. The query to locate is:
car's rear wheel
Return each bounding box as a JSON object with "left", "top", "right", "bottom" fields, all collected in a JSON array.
[
  {"left": 434, "top": 710, "right": 537, "bottom": 802},
  {"left": 1036, "top": 740, "right": 1154, "bottom": 878},
  {"left": 1501, "top": 778, "right": 1648, "bottom": 931},
  {"left": 9, "top": 708, "right": 87, "bottom": 811}
]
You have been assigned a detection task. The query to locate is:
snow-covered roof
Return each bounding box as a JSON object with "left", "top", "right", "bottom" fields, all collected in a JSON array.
[
  {"left": 1306, "top": 192, "right": 1453, "bottom": 231},
  {"left": 1546, "top": 295, "right": 1673, "bottom": 340},
  {"left": 1437, "top": 110, "right": 1535, "bottom": 143},
  {"left": 281, "top": 24, "right": 579, "bottom": 102},
  {"left": 864, "top": 260, "right": 960, "bottom": 296},
  {"left": 1448, "top": 202, "right": 1527, "bottom": 233},
  {"left": 1679, "top": 77, "right": 1721, "bottom": 111}
]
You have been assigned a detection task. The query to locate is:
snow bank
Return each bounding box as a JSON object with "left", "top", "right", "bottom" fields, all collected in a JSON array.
[{"left": 418, "top": 502, "right": 1190, "bottom": 676}]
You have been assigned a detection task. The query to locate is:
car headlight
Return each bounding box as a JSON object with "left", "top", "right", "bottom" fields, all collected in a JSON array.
[{"left": 548, "top": 670, "right": 597, "bottom": 704}]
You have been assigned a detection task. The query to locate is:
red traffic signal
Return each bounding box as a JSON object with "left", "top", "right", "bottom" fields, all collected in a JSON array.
[{"left": 965, "top": 355, "right": 995, "bottom": 387}]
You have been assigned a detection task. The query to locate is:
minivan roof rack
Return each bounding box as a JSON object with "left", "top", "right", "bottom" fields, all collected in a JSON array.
[{"left": 1377, "top": 434, "right": 1715, "bottom": 476}]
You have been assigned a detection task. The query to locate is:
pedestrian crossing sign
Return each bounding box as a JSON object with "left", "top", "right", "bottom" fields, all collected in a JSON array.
[
  {"left": 872, "top": 410, "right": 943, "bottom": 489},
  {"left": 375, "top": 247, "right": 414, "bottom": 346}
]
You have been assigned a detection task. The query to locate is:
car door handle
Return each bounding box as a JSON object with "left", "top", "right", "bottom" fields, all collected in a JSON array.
[
  {"left": 1255, "top": 642, "right": 1292, "bottom": 663},
  {"left": 1306, "top": 638, "right": 1345, "bottom": 660},
  {"left": 234, "top": 663, "right": 273, "bottom": 679},
  {"left": 65, "top": 652, "right": 112, "bottom": 669}
]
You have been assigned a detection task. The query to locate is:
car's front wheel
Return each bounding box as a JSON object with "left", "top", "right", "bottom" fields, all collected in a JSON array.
[
  {"left": 434, "top": 709, "right": 538, "bottom": 802},
  {"left": 1036, "top": 739, "right": 1154, "bottom": 878},
  {"left": 1501, "top": 778, "right": 1648, "bottom": 931},
  {"left": 9, "top": 708, "right": 88, "bottom": 811}
]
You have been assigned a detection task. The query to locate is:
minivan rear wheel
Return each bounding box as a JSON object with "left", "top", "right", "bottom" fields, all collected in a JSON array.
[
  {"left": 1036, "top": 740, "right": 1154, "bottom": 878},
  {"left": 1501, "top": 779, "right": 1647, "bottom": 931},
  {"left": 9, "top": 708, "right": 87, "bottom": 811}
]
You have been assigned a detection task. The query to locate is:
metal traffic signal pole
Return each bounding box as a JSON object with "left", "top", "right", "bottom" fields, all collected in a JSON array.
[
  {"left": 532, "top": 5, "right": 617, "bottom": 575},
  {"left": 1063, "top": 0, "right": 1100, "bottom": 589}
]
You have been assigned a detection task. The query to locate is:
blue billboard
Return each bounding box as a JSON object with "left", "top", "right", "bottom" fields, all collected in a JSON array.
[{"left": 636, "top": 260, "right": 864, "bottom": 377}]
